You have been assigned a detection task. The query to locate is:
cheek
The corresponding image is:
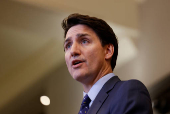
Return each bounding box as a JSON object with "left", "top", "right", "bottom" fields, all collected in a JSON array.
[
  {"left": 86, "top": 48, "right": 103, "bottom": 64},
  {"left": 90, "top": 47, "right": 105, "bottom": 65},
  {"left": 65, "top": 54, "right": 70, "bottom": 67}
]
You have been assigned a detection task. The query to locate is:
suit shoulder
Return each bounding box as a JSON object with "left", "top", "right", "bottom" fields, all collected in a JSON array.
[
  {"left": 114, "top": 79, "right": 150, "bottom": 97},
  {"left": 122, "top": 79, "right": 147, "bottom": 90},
  {"left": 108, "top": 79, "right": 153, "bottom": 113},
  {"left": 122, "top": 79, "right": 144, "bottom": 85}
]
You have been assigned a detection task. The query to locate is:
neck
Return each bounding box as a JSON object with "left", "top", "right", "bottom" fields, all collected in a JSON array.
[{"left": 82, "top": 66, "right": 113, "bottom": 93}]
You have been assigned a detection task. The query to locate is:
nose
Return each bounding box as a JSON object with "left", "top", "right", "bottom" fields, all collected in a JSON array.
[{"left": 70, "top": 42, "right": 80, "bottom": 57}]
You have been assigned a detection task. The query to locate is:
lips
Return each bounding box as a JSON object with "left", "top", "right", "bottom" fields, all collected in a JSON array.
[{"left": 72, "top": 59, "right": 85, "bottom": 68}]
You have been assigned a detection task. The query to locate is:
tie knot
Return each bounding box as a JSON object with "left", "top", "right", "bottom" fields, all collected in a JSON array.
[{"left": 82, "top": 94, "right": 91, "bottom": 105}]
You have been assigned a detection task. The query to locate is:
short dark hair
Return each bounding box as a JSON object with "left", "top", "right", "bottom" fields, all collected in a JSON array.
[{"left": 62, "top": 13, "right": 118, "bottom": 71}]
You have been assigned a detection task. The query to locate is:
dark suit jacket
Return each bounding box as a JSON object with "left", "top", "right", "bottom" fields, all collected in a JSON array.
[{"left": 87, "top": 76, "right": 153, "bottom": 114}]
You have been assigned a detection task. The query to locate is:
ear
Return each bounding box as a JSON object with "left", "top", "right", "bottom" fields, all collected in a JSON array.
[{"left": 105, "top": 44, "right": 114, "bottom": 60}]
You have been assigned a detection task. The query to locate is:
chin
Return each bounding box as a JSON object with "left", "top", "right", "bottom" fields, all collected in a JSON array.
[{"left": 72, "top": 72, "right": 87, "bottom": 82}]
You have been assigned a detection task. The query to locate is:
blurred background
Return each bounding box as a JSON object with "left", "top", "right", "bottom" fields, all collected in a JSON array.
[{"left": 0, "top": 0, "right": 170, "bottom": 114}]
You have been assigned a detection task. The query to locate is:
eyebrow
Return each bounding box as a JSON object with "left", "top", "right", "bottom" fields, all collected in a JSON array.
[{"left": 64, "top": 33, "right": 90, "bottom": 45}]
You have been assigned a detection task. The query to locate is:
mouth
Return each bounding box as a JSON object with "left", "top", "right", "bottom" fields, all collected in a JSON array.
[{"left": 72, "top": 59, "right": 84, "bottom": 68}]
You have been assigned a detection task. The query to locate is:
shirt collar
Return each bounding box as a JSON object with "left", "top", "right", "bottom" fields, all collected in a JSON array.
[{"left": 83, "top": 73, "right": 115, "bottom": 102}]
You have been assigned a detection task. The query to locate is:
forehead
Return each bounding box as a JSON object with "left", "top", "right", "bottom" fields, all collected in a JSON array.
[{"left": 65, "top": 24, "right": 97, "bottom": 39}]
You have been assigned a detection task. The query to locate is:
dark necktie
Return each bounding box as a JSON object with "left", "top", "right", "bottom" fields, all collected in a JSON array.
[{"left": 78, "top": 94, "right": 91, "bottom": 114}]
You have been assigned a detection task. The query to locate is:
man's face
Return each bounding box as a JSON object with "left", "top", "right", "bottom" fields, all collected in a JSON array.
[{"left": 64, "top": 24, "right": 107, "bottom": 84}]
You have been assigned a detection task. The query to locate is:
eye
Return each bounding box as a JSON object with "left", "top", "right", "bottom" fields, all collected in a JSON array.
[
  {"left": 81, "top": 39, "right": 89, "bottom": 44},
  {"left": 65, "top": 43, "right": 72, "bottom": 50}
]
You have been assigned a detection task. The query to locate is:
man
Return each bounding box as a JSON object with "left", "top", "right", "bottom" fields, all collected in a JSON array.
[{"left": 62, "top": 13, "right": 153, "bottom": 114}]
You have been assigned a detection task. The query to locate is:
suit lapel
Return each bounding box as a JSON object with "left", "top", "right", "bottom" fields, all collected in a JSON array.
[{"left": 87, "top": 76, "right": 120, "bottom": 114}]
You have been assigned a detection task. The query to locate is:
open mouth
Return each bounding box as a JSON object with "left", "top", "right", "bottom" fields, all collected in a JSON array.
[
  {"left": 72, "top": 60, "right": 84, "bottom": 66},
  {"left": 73, "top": 61, "right": 82, "bottom": 65}
]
